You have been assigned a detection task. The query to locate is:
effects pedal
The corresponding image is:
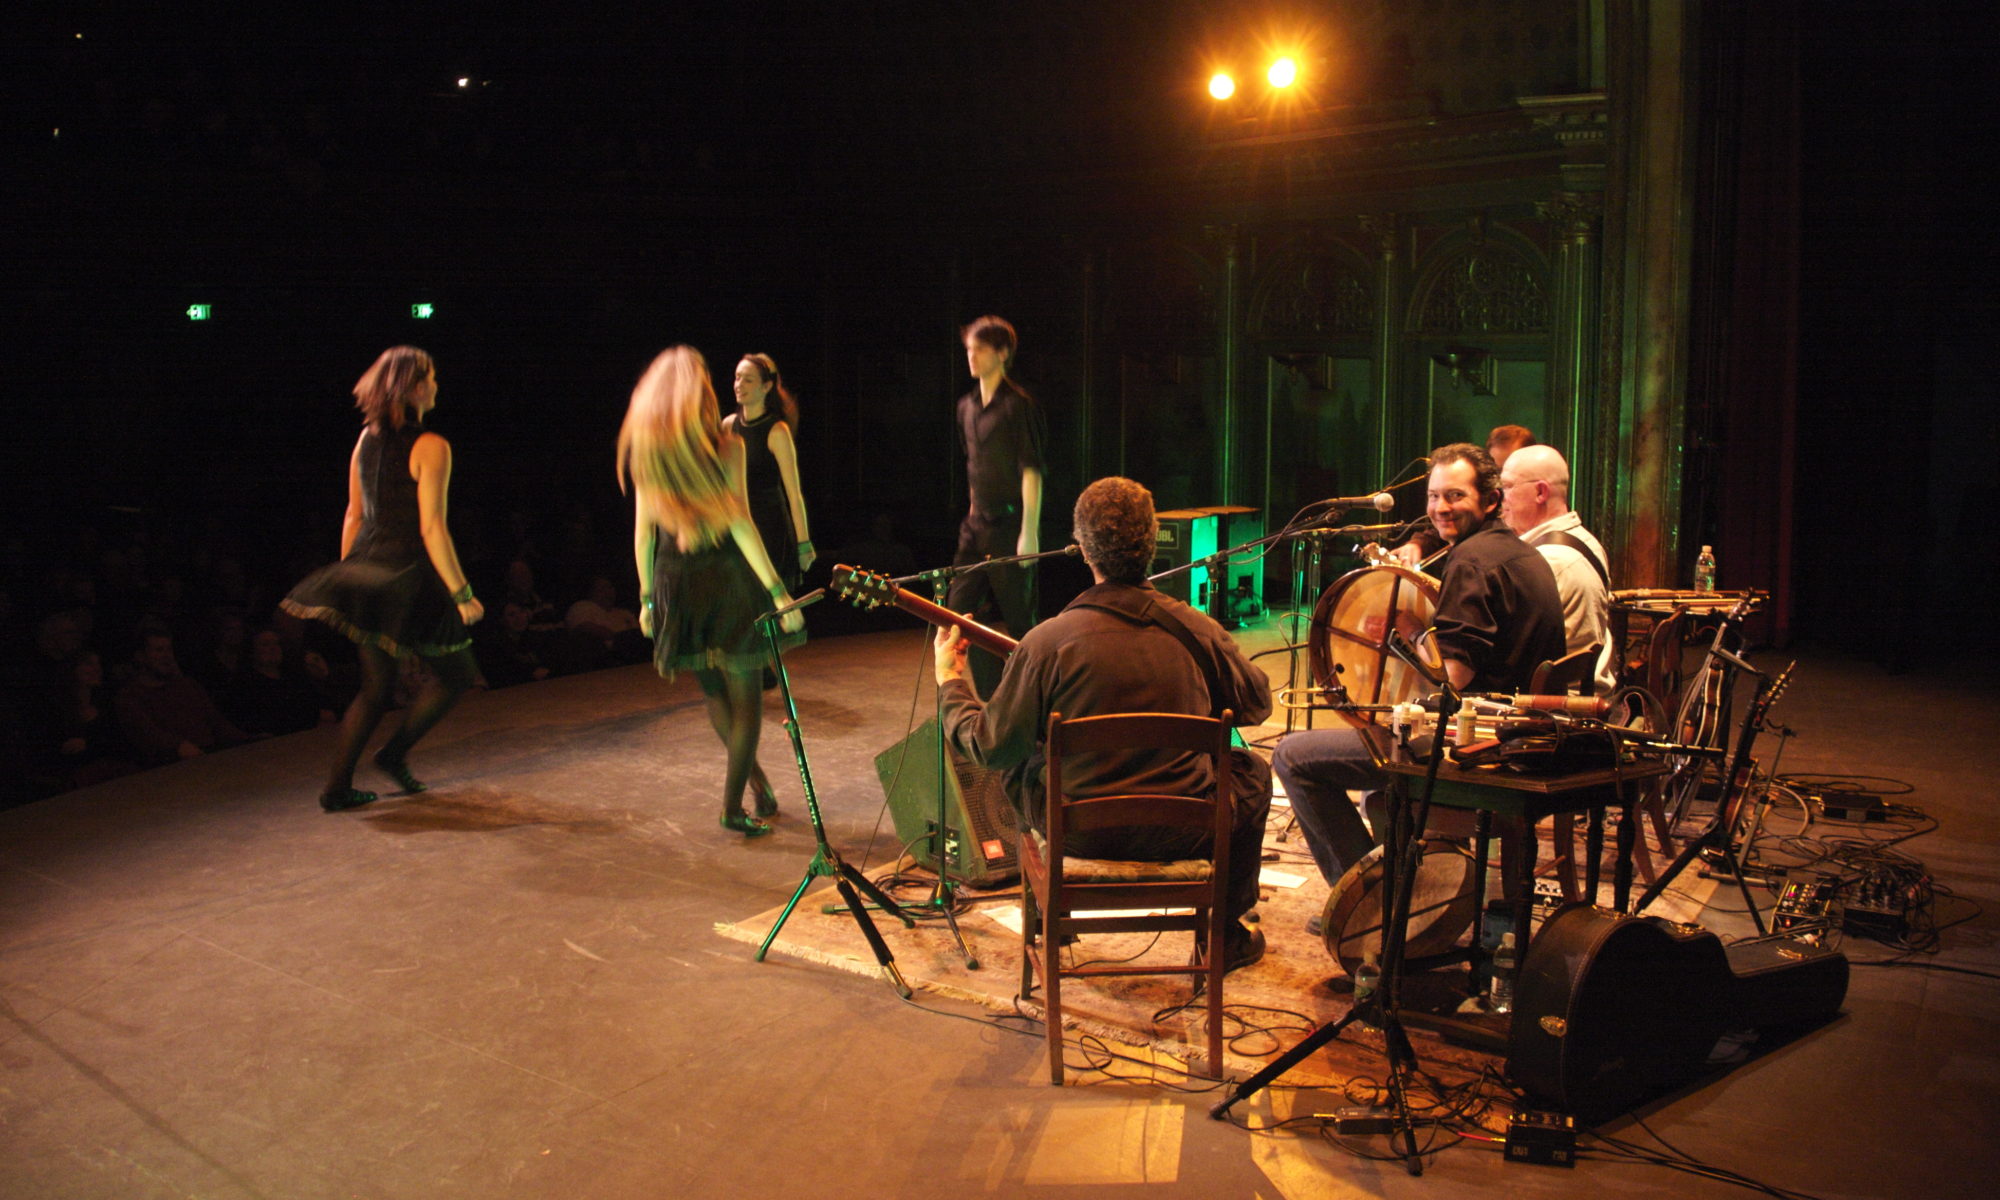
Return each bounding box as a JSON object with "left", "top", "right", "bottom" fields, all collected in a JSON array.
[
  {"left": 1774, "top": 870, "right": 1841, "bottom": 935},
  {"left": 1505, "top": 1110, "right": 1577, "bottom": 1167},
  {"left": 1331, "top": 1107, "right": 1396, "bottom": 1136},
  {"left": 1531, "top": 876, "right": 1566, "bottom": 916},
  {"left": 1843, "top": 868, "right": 1910, "bottom": 937}
]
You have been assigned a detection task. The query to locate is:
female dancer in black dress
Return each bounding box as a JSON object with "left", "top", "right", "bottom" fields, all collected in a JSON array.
[
  {"left": 618, "top": 346, "right": 806, "bottom": 837},
  {"left": 726, "top": 354, "right": 814, "bottom": 590},
  {"left": 283, "top": 346, "right": 484, "bottom": 812}
]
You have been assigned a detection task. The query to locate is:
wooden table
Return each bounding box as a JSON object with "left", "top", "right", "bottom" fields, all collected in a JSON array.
[{"left": 1364, "top": 729, "right": 1670, "bottom": 1048}]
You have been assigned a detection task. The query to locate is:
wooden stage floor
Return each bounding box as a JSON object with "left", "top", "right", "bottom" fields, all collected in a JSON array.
[{"left": 4, "top": 623, "right": 1998, "bottom": 1199}]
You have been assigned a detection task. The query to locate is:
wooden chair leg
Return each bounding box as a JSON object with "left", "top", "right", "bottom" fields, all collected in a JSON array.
[
  {"left": 1043, "top": 900, "right": 1065, "bottom": 1085},
  {"left": 1203, "top": 907, "right": 1225, "bottom": 1080},
  {"left": 1019, "top": 888, "right": 1038, "bottom": 1003}
]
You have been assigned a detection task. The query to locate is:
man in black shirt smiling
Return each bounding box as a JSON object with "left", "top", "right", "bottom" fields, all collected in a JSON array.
[{"left": 1272, "top": 442, "right": 1565, "bottom": 885}]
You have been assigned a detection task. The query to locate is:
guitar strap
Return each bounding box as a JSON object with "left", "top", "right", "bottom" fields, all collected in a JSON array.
[
  {"left": 1068, "top": 584, "right": 1230, "bottom": 720},
  {"left": 1530, "top": 529, "right": 1610, "bottom": 588}
]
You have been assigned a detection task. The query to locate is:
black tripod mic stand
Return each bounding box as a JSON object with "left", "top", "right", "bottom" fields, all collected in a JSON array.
[
  {"left": 751, "top": 591, "right": 915, "bottom": 998},
  {"left": 1210, "top": 636, "right": 1457, "bottom": 1176}
]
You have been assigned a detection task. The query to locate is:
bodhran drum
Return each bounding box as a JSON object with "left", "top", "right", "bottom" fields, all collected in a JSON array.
[
  {"left": 1320, "top": 837, "right": 1479, "bottom": 977},
  {"left": 1307, "top": 565, "right": 1441, "bottom": 728}
]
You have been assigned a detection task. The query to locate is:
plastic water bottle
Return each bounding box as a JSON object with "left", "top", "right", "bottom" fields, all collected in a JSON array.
[
  {"left": 1488, "top": 932, "right": 1517, "bottom": 1015},
  {"left": 1352, "top": 952, "right": 1379, "bottom": 1006},
  {"left": 1352, "top": 952, "right": 1381, "bottom": 1027},
  {"left": 1694, "top": 545, "right": 1717, "bottom": 592}
]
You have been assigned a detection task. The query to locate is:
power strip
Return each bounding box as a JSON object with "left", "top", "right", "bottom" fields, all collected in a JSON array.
[{"left": 1816, "top": 791, "right": 1885, "bottom": 822}]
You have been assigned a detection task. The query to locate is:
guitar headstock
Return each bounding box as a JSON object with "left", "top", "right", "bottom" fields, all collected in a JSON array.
[
  {"left": 1761, "top": 661, "right": 1795, "bottom": 713},
  {"left": 830, "top": 564, "right": 897, "bottom": 610}
]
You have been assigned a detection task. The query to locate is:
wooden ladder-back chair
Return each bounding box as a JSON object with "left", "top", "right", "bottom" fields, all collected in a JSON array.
[{"left": 1020, "top": 709, "right": 1235, "bottom": 1084}]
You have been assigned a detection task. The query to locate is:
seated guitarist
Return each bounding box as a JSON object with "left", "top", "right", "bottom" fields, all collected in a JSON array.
[{"left": 933, "top": 476, "right": 1274, "bottom": 972}]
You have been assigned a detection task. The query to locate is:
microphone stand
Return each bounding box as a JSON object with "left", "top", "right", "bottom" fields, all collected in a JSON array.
[
  {"left": 751, "top": 590, "right": 916, "bottom": 997},
  {"left": 1213, "top": 633, "right": 1450, "bottom": 1176}
]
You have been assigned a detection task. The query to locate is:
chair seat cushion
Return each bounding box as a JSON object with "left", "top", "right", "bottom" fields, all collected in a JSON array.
[
  {"left": 1027, "top": 830, "right": 1212, "bottom": 882},
  {"left": 1062, "top": 856, "right": 1212, "bottom": 882}
]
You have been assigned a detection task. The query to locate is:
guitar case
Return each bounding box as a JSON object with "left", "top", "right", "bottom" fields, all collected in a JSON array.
[
  {"left": 1507, "top": 905, "right": 1849, "bottom": 1123},
  {"left": 1724, "top": 936, "right": 1850, "bottom": 1030},
  {"left": 1507, "top": 905, "right": 1734, "bottom": 1122}
]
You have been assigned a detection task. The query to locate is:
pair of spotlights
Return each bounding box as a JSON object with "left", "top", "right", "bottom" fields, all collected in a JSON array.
[{"left": 1209, "top": 56, "right": 1298, "bottom": 100}]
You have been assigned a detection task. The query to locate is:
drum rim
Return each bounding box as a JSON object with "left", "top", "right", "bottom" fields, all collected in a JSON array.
[{"left": 1307, "top": 564, "right": 1441, "bottom": 726}]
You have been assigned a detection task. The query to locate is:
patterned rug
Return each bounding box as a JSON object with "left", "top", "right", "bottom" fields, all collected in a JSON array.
[{"left": 710, "top": 814, "right": 1699, "bottom": 1092}]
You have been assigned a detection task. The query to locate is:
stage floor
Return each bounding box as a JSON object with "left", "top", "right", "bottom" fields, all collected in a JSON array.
[{"left": 4, "top": 623, "right": 1998, "bottom": 1199}]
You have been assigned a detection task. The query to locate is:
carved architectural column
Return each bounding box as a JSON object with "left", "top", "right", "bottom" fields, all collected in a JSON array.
[
  {"left": 1604, "top": 0, "right": 1697, "bottom": 588},
  {"left": 1539, "top": 190, "right": 1604, "bottom": 499},
  {"left": 1208, "top": 225, "right": 1243, "bottom": 505},
  {"left": 1359, "top": 213, "right": 1402, "bottom": 477}
]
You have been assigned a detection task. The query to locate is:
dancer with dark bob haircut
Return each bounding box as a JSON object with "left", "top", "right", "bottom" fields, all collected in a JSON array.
[{"left": 283, "top": 346, "right": 484, "bottom": 812}]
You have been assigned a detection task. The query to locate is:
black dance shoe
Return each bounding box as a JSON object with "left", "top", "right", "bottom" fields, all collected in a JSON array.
[
  {"left": 720, "top": 812, "right": 774, "bottom": 838},
  {"left": 320, "top": 787, "right": 379, "bottom": 813},
  {"left": 372, "top": 748, "right": 426, "bottom": 794}
]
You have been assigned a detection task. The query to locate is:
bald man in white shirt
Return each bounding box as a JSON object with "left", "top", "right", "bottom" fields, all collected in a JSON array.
[{"left": 1498, "top": 445, "right": 1616, "bottom": 695}]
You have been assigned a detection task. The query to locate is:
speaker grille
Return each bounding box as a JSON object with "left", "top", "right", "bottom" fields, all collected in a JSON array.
[{"left": 874, "top": 719, "right": 1020, "bottom": 887}]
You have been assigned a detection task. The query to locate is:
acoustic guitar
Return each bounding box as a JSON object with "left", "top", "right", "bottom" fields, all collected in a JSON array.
[{"left": 829, "top": 565, "right": 1019, "bottom": 658}]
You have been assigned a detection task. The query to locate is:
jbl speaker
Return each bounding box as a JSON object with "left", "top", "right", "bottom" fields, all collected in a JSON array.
[
  {"left": 874, "top": 719, "right": 1020, "bottom": 887},
  {"left": 1152, "top": 509, "right": 1220, "bottom": 610}
]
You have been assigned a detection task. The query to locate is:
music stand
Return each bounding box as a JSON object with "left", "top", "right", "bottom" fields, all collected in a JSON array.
[{"left": 751, "top": 592, "right": 916, "bottom": 998}]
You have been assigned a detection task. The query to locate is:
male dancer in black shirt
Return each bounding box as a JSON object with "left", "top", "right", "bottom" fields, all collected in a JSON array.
[{"left": 949, "top": 315, "right": 1046, "bottom": 696}]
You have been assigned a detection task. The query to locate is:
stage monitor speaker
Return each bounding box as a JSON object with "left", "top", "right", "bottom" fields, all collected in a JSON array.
[
  {"left": 874, "top": 718, "right": 1020, "bottom": 887},
  {"left": 1153, "top": 509, "right": 1219, "bottom": 611},
  {"left": 1154, "top": 506, "right": 1261, "bottom": 628}
]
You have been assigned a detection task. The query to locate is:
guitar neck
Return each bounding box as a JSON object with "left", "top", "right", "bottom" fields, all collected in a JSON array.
[{"left": 891, "top": 588, "right": 1019, "bottom": 658}]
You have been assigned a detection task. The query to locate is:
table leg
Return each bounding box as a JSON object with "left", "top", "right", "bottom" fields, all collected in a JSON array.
[
  {"left": 1614, "top": 790, "right": 1637, "bottom": 912},
  {"left": 1585, "top": 807, "right": 1605, "bottom": 901}
]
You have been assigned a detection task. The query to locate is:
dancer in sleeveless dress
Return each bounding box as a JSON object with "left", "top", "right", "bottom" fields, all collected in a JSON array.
[
  {"left": 618, "top": 346, "right": 806, "bottom": 837},
  {"left": 283, "top": 346, "right": 484, "bottom": 812},
  {"left": 726, "top": 353, "right": 814, "bottom": 592}
]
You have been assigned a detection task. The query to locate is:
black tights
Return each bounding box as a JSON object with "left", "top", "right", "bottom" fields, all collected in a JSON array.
[
  {"left": 325, "top": 645, "right": 477, "bottom": 795},
  {"left": 693, "top": 665, "right": 770, "bottom": 818}
]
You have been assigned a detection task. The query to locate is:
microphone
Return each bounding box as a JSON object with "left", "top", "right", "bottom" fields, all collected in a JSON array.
[
  {"left": 1322, "top": 492, "right": 1396, "bottom": 513},
  {"left": 1507, "top": 694, "right": 1612, "bottom": 717}
]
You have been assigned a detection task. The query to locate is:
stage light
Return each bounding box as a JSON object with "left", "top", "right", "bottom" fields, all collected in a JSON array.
[
  {"left": 456, "top": 77, "right": 470, "bottom": 89},
  {"left": 1268, "top": 56, "right": 1298, "bottom": 89},
  {"left": 185, "top": 304, "right": 211, "bottom": 321},
  {"left": 411, "top": 303, "right": 436, "bottom": 319},
  {"left": 1209, "top": 72, "right": 1236, "bottom": 100}
]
